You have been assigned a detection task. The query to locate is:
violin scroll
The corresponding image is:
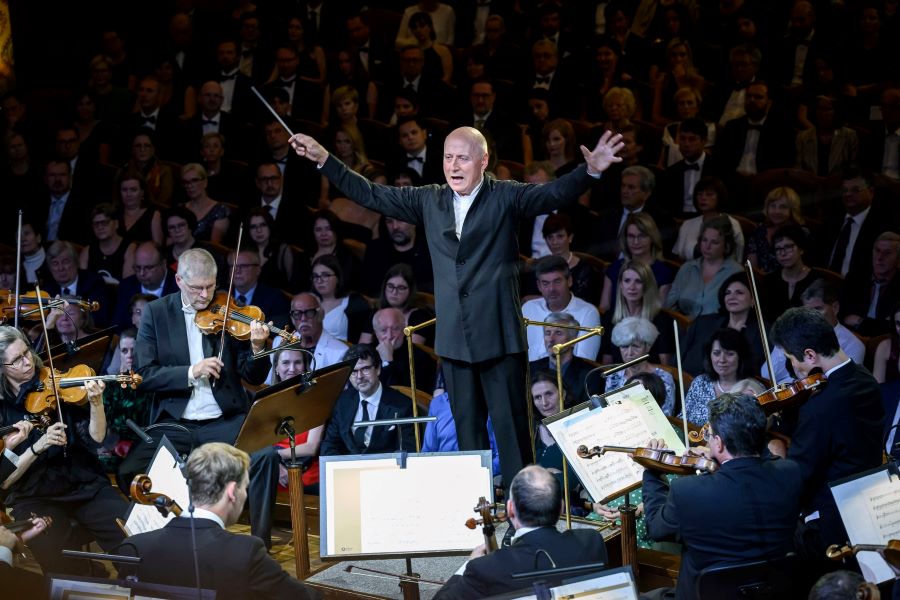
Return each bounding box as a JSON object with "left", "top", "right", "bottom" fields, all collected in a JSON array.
[{"left": 130, "top": 474, "right": 183, "bottom": 517}]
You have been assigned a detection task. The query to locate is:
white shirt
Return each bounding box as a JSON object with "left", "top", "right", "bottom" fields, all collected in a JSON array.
[
  {"left": 737, "top": 116, "right": 766, "bottom": 175},
  {"left": 522, "top": 294, "right": 601, "bottom": 361},
  {"left": 355, "top": 382, "right": 383, "bottom": 447},
  {"left": 531, "top": 214, "right": 552, "bottom": 258},
  {"left": 234, "top": 285, "right": 256, "bottom": 306},
  {"left": 832, "top": 205, "right": 872, "bottom": 276},
  {"left": 219, "top": 69, "right": 239, "bottom": 113},
  {"left": 791, "top": 30, "right": 814, "bottom": 86},
  {"left": 139, "top": 108, "right": 160, "bottom": 130},
  {"left": 181, "top": 296, "right": 224, "bottom": 420},
  {"left": 0, "top": 546, "right": 11, "bottom": 568},
  {"left": 323, "top": 296, "right": 350, "bottom": 341},
  {"left": 883, "top": 126, "right": 900, "bottom": 179},
  {"left": 719, "top": 88, "right": 747, "bottom": 126},
  {"left": 24, "top": 248, "right": 45, "bottom": 283},
  {"left": 406, "top": 147, "right": 427, "bottom": 177},
  {"left": 533, "top": 70, "right": 555, "bottom": 90},
  {"left": 453, "top": 177, "right": 485, "bottom": 239},
  {"left": 142, "top": 280, "right": 166, "bottom": 297},
  {"left": 182, "top": 507, "right": 225, "bottom": 529},
  {"left": 682, "top": 154, "right": 705, "bottom": 212},
  {"left": 58, "top": 275, "right": 78, "bottom": 296},
  {"left": 279, "top": 77, "right": 297, "bottom": 105},
  {"left": 672, "top": 214, "right": 745, "bottom": 263}
]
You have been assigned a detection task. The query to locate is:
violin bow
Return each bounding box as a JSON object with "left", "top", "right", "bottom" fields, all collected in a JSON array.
[
  {"left": 218, "top": 224, "right": 244, "bottom": 364},
  {"left": 745, "top": 260, "right": 776, "bottom": 384},
  {"left": 34, "top": 285, "right": 66, "bottom": 453},
  {"left": 13, "top": 210, "right": 22, "bottom": 330},
  {"left": 672, "top": 320, "right": 690, "bottom": 448}
]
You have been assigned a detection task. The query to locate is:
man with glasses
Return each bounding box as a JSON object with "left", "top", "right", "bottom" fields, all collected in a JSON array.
[
  {"left": 42, "top": 240, "right": 112, "bottom": 327},
  {"left": 361, "top": 215, "right": 433, "bottom": 295},
  {"left": 239, "top": 161, "right": 304, "bottom": 245},
  {"left": 119, "top": 248, "right": 281, "bottom": 549},
  {"left": 113, "top": 241, "right": 178, "bottom": 329},
  {"left": 320, "top": 344, "right": 414, "bottom": 456},
  {"left": 227, "top": 248, "right": 289, "bottom": 326},
  {"left": 267, "top": 292, "right": 345, "bottom": 381}
]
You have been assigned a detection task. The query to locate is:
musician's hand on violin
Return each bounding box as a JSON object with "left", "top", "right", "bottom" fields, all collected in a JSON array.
[
  {"left": 84, "top": 380, "right": 106, "bottom": 406},
  {"left": 468, "top": 543, "right": 489, "bottom": 560},
  {"left": 37, "top": 422, "right": 67, "bottom": 452},
  {"left": 19, "top": 516, "right": 51, "bottom": 544},
  {"left": 192, "top": 357, "right": 223, "bottom": 381},
  {"left": 646, "top": 438, "right": 668, "bottom": 451},
  {"left": 2, "top": 420, "right": 33, "bottom": 450},
  {"left": 289, "top": 133, "right": 328, "bottom": 167},
  {"left": 249, "top": 320, "right": 270, "bottom": 354}
]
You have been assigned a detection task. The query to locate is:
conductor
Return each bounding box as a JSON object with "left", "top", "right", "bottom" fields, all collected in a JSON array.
[{"left": 289, "top": 126, "right": 624, "bottom": 488}]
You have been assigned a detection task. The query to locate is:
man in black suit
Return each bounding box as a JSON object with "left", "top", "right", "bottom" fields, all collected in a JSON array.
[
  {"left": 118, "top": 248, "right": 279, "bottom": 548},
  {"left": 386, "top": 116, "right": 445, "bottom": 185},
  {"left": 526, "top": 39, "right": 578, "bottom": 119},
  {"left": 288, "top": 126, "right": 623, "bottom": 489},
  {"left": 456, "top": 78, "right": 523, "bottom": 163},
  {"left": 383, "top": 46, "right": 454, "bottom": 121},
  {"left": 840, "top": 231, "right": 900, "bottom": 337},
  {"left": 33, "top": 160, "right": 91, "bottom": 246},
  {"left": 262, "top": 45, "right": 321, "bottom": 124},
  {"left": 42, "top": 241, "right": 112, "bottom": 328},
  {"left": 260, "top": 121, "right": 321, "bottom": 212},
  {"left": 642, "top": 393, "right": 803, "bottom": 600},
  {"left": 657, "top": 117, "right": 714, "bottom": 218},
  {"left": 372, "top": 308, "right": 436, "bottom": 395},
  {"left": 118, "top": 443, "right": 316, "bottom": 600},
  {"left": 345, "top": 12, "right": 391, "bottom": 83},
  {"left": 112, "top": 241, "right": 179, "bottom": 329},
  {"left": 53, "top": 125, "right": 102, "bottom": 200},
  {"left": 237, "top": 12, "right": 273, "bottom": 86},
  {"left": 860, "top": 89, "right": 900, "bottom": 180},
  {"left": 434, "top": 465, "right": 608, "bottom": 599},
  {"left": 361, "top": 216, "right": 433, "bottom": 295},
  {"left": 528, "top": 312, "right": 598, "bottom": 407},
  {"left": 226, "top": 248, "right": 290, "bottom": 326},
  {"left": 123, "top": 76, "right": 179, "bottom": 161},
  {"left": 319, "top": 344, "right": 415, "bottom": 456},
  {"left": 212, "top": 39, "right": 255, "bottom": 123},
  {"left": 179, "top": 81, "right": 244, "bottom": 164},
  {"left": 771, "top": 307, "right": 884, "bottom": 581}
]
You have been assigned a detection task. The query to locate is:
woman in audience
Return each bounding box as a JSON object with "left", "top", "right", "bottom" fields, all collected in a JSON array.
[
  {"left": 271, "top": 347, "right": 321, "bottom": 494},
  {"left": 19, "top": 220, "right": 45, "bottom": 284},
  {"left": 681, "top": 328, "right": 752, "bottom": 425},
  {"left": 601, "top": 260, "right": 674, "bottom": 366},
  {"left": 650, "top": 38, "right": 706, "bottom": 125},
  {"left": 115, "top": 169, "right": 163, "bottom": 246},
  {"left": 543, "top": 118, "right": 581, "bottom": 177},
  {"left": 873, "top": 301, "right": 900, "bottom": 384},
  {"left": 582, "top": 37, "right": 633, "bottom": 123},
  {"left": 746, "top": 187, "right": 805, "bottom": 274},
  {"left": 309, "top": 209, "right": 362, "bottom": 290},
  {"left": 795, "top": 95, "right": 859, "bottom": 177},
  {"left": 665, "top": 216, "right": 742, "bottom": 318},
  {"left": 409, "top": 11, "right": 454, "bottom": 84},
  {"left": 681, "top": 272, "right": 767, "bottom": 377},
  {"left": 760, "top": 225, "right": 817, "bottom": 323},
  {"left": 310, "top": 255, "right": 372, "bottom": 344},
  {"left": 671, "top": 177, "right": 745, "bottom": 262},
  {"left": 658, "top": 86, "right": 716, "bottom": 167},
  {"left": 541, "top": 213, "right": 602, "bottom": 305},
  {"left": 284, "top": 14, "right": 326, "bottom": 87},
  {"left": 201, "top": 132, "right": 247, "bottom": 206},
  {"left": 378, "top": 263, "right": 435, "bottom": 347},
  {"left": 604, "top": 317, "right": 676, "bottom": 416},
  {"left": 124, "top": 130, "right": 173, "bottom": 208},
  {"left": 163, "top": 206, "right": 198, "bottom": 271},
  {"left": 72, "top": 90, "right": 111, "bottom": 164},
  {"left": 322, "top": 49, "right": 377, "bottom": 123},
  {"left": 180, "top": 163, "right": 230, "bottom": 244},
  {"left": 327, "top": 85, "right": 362, "bottom": 131},
  {"left": 319, "top": 125, "right": 376, "bottom": 206},
  {"left": 80, "top": 203, "right": 133, "bottom": 282},
  {"left": 601, "top": 213, "right": 674, "bottom": 313},
  {"left": 600, "top": 86, "right": 640, "bottom": 134},
  {"left": 246, "top": 208, "right": 296, "bottom": 291}
]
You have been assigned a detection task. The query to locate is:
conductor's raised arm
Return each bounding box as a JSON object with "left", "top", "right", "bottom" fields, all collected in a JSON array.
[{"left": 289, "top": 133, "right": 329, "bottom": 167}]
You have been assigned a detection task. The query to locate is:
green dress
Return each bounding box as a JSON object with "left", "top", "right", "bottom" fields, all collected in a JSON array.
[{"left": 97, "top": 385, "right": 151, "bottom": 472}]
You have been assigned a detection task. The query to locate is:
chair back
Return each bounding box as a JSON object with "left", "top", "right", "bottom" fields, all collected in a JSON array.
[{"left": 695, "top": 553, "right": 799, "bottom": 600}]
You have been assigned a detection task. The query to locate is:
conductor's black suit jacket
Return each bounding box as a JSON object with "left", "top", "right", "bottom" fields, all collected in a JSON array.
[
  {"left": 135, "top": 292, "right": 270, "bottom": 424},
  {"left": 643, "top": 456, "right": 803, "bottom": 600},
  {"left": 319, "top": 156, "right": 594, "bottom": 363},
  {"left": 433, "top": 527, "right": 608, "bottom": 600},
  {"left": 118, "top": 518, "right": 317, "bottom": 600}
]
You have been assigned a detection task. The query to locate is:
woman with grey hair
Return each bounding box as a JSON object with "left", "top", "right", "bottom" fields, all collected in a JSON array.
[{"left": 604, "top": 317, "right": 676, "bottom": 416}]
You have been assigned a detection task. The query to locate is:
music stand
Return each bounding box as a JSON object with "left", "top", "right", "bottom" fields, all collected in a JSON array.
[
  {"left": 234, "top": 358, "right": 354, "bottom": 579},
  {"left": 41, "top": 327, "right": 116, "bottom": 373}
]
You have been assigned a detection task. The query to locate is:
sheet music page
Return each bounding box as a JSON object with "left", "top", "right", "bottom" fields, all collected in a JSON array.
[
  {"left": 123, "top": 442, "right": 190, "bottom": 536},
  {"left": 832, "top": 469, "right": 900, "bottom": 583},
  {"left": 606, "top": 386, "right": 686, "bottom": 453},
  {"left": 358, "top": 465, "right": 488, "bottom": 552},
  {"left": 551, "top": 569, "right": 640, "bottom": 600}
]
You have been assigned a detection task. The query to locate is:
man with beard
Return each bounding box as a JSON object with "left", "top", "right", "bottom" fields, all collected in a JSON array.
[{"left": 361, "top": 216, "right": 433, "bottom": 295}]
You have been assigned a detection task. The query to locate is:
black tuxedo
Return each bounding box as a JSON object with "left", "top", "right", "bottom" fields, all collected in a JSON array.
[
  {"left": 123, "top": 108, "right": 181, "bottom": 161},
  {"left": 262, "top": 78, "right": 323, "bottom": 124},
  {"left": 118, "top": 518, "right": 315, "bottom": 600},
  {"left": 219, "top": 71, "right": 255, "bottom": 124},
  {"left": 811, "top": 202, "right": 896, "bottom": 279},
  {"left": 657, "top": 156, "right": 714, "bottom": 217},
  {"left": 236, "top": 192, "right": 308, "bottom": 247},
  {"left": 235, "top": 282, "right": 290, "bottom": 328},
  {"left": 42, "top": 268, "right": 112, "bottom": 328},
  {"left": 385, "top": 142, "right": 445, "bottom": 185},
  {"left": 382, "top": 75, "right": 456, "bottom": 121},
  {"left": 112, "top": 271, "right": 179, "bottom": 330},
  {"left": 178, "top": 111, "right": 246, "bottom": 163},
  {"left": 318, "top": 154, "right": 598, "bottom": 488},
  {"left": 524, "top": 68, "right": 579, "bottom": 119},
  {"left": 643, "top": 456, "right": 803, "bottom": 600},
  {"left": 713, "top": 114, "right": 795, "bottom": 176},
  {"left": 787, "top": 361, "right": 884, "bottom": 552},
  {"left": 434, "top": 527, "right": 608, "bottom": 599},
  {"left": 860, "top": 124, "right": 899, "bottom": 179},
  {"left": 320, "top": 385, "right": 415, "bottom": 455},
  {"left": 455, "top": 109, "right": 523, "bottom": 163},
  {"left": 278, "top": 153, "right": 323, "bottom": 213}
]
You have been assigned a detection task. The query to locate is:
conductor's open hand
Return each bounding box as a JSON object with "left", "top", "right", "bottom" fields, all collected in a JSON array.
[
  {"left": 289, "top": 133, "right": 328, "bottom": 166},
  {"left": 192, "top": 357, "right": 223, "bottom": 381},
  {"left": 580, "top": 130, "right": 625, "bottom": 175}
]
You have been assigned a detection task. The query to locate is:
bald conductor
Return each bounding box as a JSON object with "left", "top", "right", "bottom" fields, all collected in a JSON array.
[{"left": 290, "top": 126, "right": 623, "bottom": 489}]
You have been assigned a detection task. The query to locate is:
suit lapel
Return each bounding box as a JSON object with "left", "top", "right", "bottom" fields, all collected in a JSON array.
[
  {"left": 168, "top": 295, "right": 193, "bottom": 367},
  {"left": 438, "top": 186, "right": 461, "bottom": 251}
]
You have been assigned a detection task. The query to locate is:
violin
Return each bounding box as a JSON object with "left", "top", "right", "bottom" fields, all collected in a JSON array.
[
  {"left": 0, "top": 514, "right": 53, "bottom": 535},
  {"left": 130, "top": 474, "right": 183, "bottom": 517},
  {"left": 577, "top": 444, "right": 718, "bottom": 475},
  {"left": 464, "top": 496, "right": 507, "bottom": 554},
  {"left": 193, "top": 291, "right": 298, "bottom": 344},
  {"left": 25, "top": 365, "right": 142, "bottom": 417},
  {"left": 826, "top": 540, "right": 900, "bottom": 569},
  {"left": 2, "top": 291, "right": 100, "bottom": 323}
]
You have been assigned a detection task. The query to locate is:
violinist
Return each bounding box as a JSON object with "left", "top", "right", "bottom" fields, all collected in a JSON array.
[
  {"left": 770, "top": 307, "right": 884, "bottom": 581},
  {"left": 434, "top": 465, "right": 608, "bottom": 600},
  {"left": 0, "top": 325, "right": 127, "bottom": 575},
  {"left": 117, "top": 248, "right": 280, "bottom": 549},
  {"left": 641, "top": 394, "right": 802, "bottom": 600}
]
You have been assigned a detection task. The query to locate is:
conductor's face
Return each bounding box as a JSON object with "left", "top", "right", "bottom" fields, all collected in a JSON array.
[{"left": 443, "top": 131, "right": 488, "bottom": 196}]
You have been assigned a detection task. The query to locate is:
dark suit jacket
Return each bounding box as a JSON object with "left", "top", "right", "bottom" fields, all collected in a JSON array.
[
  {"left": 382, "top": 75, "right": 456, "bottom": 121},
  {"left": 840, "top": 271, "right": 900, "bottom": 337},
  {"left": 455, "top": 109, "right": 523, "bottom": 163},
  {"left": 239, "top": 282, "right": 290, "bottom": 327},
  {"left": 320, "top": 155, "right": 596, "bottom": 363},
  {"left": 713, "top": 114, "right": 795, "bottom": 176},
  {"left": 434, "top": 527, "right": 608, "bottom": 600},
  {"left": 360, "top": 234, "right": 434, "bottom": 295},
  {"left": 123, "top": 109, "right": 181, "bottom": 161},
  {"left": 379, "top": 343, "right": 437, "bottom": 395},
  {"left": 0, "top": 561, "right": 46, "bottom": 600},
  {"left": 657, "top": 156, "right": 715, "bottom": 217},
  {"left": 319, "top": 385, "right": 416, "bottom": 455},
  {"left": 517, "top": 202, "right": 596, "bottom": 256},
  {"left": 588, "top": 202, "right": 675, "bottom": 261},
  {"left": 385, "top": 142, "right": 445, "bottom": 185},
  {"left": 30, "top": 189, "right": 92, "bottom": 246},
  {"left": 811, "top": 201, "right": 896, "bottom": 279},
  {"left": 118, "top": 518, "right": 315, "bottom": 600},
  {"left": 786, "top": 360, "right": 884, "bottom": 548},
  {"left": 42, "top": 268, "right": 113, "bottom": 328},
  {"left": 279, "top": 153, "right": 323, "bottom": 212},
  {"left": 178, "top": 112, "right": 246, "bottom": 163},
  {"left": 643, "top": 456, "right": 803, "bottom": 600},
  {"left": 135, "top": 292, "right": 270, "bottom": 423},
  {"left": 112, "top": 271, "right": 180, "bottom": 329}
]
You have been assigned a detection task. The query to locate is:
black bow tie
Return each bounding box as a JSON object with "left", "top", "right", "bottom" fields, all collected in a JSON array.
[
  {"left": 202, "top": 118, "right": 218, "bottom": 126},
  {"left": 219, "top": 72, "right": 237, "bottom": 82},
  {"left": 535, "top": 76, "right": 551, "bottom": 85},
  {"left": 141, "top": 115, "right": 157, "bottom": 125},
  {"left": 684, "top": 163, "right": 700, "bottom": 171},
  {"left": 407, "top": 155, "right": 424, "bottom": 163}
]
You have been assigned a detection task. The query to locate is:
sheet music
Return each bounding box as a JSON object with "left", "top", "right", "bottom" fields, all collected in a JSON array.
[
  {"left": 123, "top": 440, "right": 190, "bottom": 537},
  {"left": 551, "top": 568, "right": 640, "bottom": 600},
  {"left": 832, "top": 468, "right": 900, "bottom": 583},
  {"left": 546, "top": 384, "right": 685, "bottom": 503}
]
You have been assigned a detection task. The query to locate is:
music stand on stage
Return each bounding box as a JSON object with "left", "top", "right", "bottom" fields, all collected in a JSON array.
[
  {"left": 41, "top": 327, "right": 117, "bottom": 373},
  {"left": 234, "top": 358, "right": 354, "bottom": 579}
]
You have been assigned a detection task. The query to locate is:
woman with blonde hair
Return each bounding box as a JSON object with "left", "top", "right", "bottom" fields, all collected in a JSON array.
[
  {"left": 746, "top": 186, "right": 805, "bottom": 273},
  {"left": 600, "top": 213, "right": 674, "bottom": 313}
]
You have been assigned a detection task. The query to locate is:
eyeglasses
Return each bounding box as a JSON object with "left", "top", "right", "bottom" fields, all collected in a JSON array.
[
  {"left": 184, "top": 281, "right": 216, "bottom": 294},
  {"left": 385, "top": 283, "right": 409, "bottom": 293},
  {"left": 290, "top": 308, "right": 319, "bottom": 320},
  {"left": 774, "top": 243, "right": 796, "bottom": 254},
  {"left": 311, "top": 272, "right": 335, "bottom": 282},
  {"left": 350, "top": 364, "right": 374, "bottom": 377},
  {"left": 3, "top": 349, "right": 31, "bottom": 370}
]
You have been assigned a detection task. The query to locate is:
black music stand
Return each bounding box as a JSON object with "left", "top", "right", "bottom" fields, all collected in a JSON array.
[
  {"left": 234, "top": 358, "right": 353, "bottom": 579},
  {"left": 42, "top": 327, "right": 117, "bottom": 373}
]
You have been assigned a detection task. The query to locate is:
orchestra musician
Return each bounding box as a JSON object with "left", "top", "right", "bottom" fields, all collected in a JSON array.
[
  {"left": 117, "top": 442, "right": 317, "bottom": 600},
  {"left": 770, "top": 306, "right": 884, "bottom": 580},
  {"left": 116, "top": 248, "right": 281, "bottom": 549},
  {"left": 1, "top": 515, "right": 50, "bottom": 597},
  {"left": 289, "top": 126, "right": 624, "bottom": 491},
  {"left": 641, "top": 393, "right": 802, "bottom": 600},
  {"left": 0, "top": 325, "right": 127, "bottom": 575}
]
